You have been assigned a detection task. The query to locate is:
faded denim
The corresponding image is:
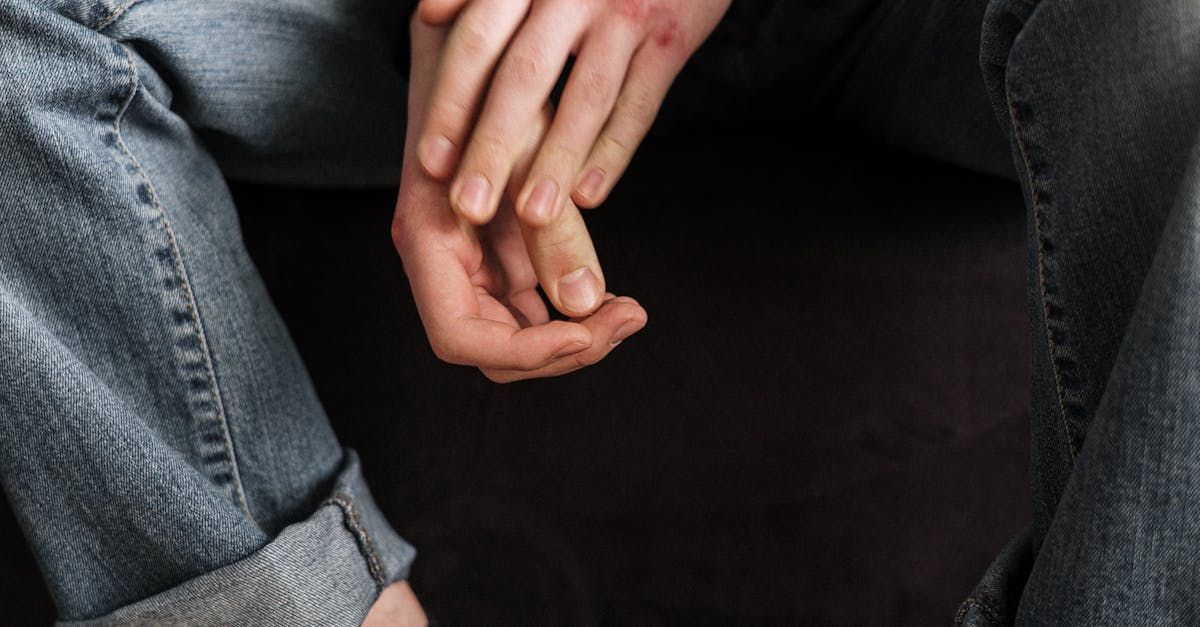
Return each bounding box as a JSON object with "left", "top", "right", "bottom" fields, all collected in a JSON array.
[
  {"left": 685, "top": 0, "right": 1200, "bottom": 622},
  {"left": 965, "top": 0, "right": 1200, "bottom": 623},
  {"left": 1, "top": 0, "right": 414, "bottom": 623},
  {"left": 2, "top": 0, "right": 1199, "bottom": 624}
]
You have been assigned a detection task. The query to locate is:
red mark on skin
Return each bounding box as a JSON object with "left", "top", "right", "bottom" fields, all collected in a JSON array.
[
  {"left": 654, "top": 17, "right": 681, "bottom": 49},
  {"left": 607, "top": 0, "right": 685, "bottom": 52}
]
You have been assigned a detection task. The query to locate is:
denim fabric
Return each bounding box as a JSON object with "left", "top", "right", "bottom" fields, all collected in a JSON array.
[
  {"left": 675, "top": 0, "right": 1014, "bottom": 178},
  {"left": 1, "top": 0, "right": 413, "bottom": 622},
  {"left": 62, "top": 453, "right": 414, "bottom": 626},
  {"left": 4, "top": 0, "right": 1200, "bottom": 623},
  {"left": 689, "top": 0, "right": 1200, "bottom": 622},
  {"left": 965, "top": 0, "right": 1200, "bottom": 623}
]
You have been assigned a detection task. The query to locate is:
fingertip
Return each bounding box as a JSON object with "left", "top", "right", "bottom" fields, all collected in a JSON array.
[
  {"left": 573, "top": 168, "right": 607, "bottom": 208},
  {"left": 571, "top": 192, "right": 597, "bottom": 209},
  {"left": 451, "top": 175, "right": 495, "bottom": 224},
  {"left": 556, "top": 267, "right": 603, "bottom": 316},
  {"left": 418, "top": 134, "right": 456, "bottom": 180},
  {"left": 416, "top": 0, "right": 458, "bottom": 25},
  {"left": 610, "top": 315, "right": 647, "bottom": 346},
  {"left": 519, "top": 178, "right": 562, "bottom": 227}
]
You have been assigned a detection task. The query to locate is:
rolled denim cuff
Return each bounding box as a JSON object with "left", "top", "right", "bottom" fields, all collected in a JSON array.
[{"left": 59, "top": 450, "right": 415, "bottom": 626}]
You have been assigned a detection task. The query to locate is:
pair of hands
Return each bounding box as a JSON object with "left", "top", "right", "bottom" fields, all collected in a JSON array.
[{"left": 392, "top": 0, "right": 730, "bottom": 382}]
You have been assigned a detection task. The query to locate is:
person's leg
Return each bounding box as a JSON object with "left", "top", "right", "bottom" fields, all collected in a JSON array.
[
  {"left": 963, "top": 0, "right": 1200, "bottom": 623},
  {"left": 103, "top": 0, "right": 413, "bottom": 187},
  {"left": 665, "top": 0, "right": 1012, "bottom": 179},
  {"left": 684, "top": 1, "right": 1200, "bottom": 622},
  {"left": 807, "top": 0, "right": 1200, "bottom": 620},
  {"left": 0, "top": 0, "right": 417, "bottom": 622}
]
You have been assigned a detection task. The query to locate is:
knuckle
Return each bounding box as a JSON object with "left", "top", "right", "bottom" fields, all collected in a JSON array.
[
  {"left": 390, "top": 217, "right": 406, "bottom": 252},
  {"left": 575, "top": 66, "right": 615, "bottom": 108},
  {"left": 462, "top": 137, "right": 506, "bottom": 175},
  {"left": 454, "top": 19, "right": 492, "bottom": 59},
  {"left": 534, "top": 231, "right": 585, "bottom": 264},
  {"left": 649, "top": 19, "right": 687, "bottom": 55},
  {"left": 608, "top": 0, "right": 648, "bottom": 22},
  {"left": 597, "top": 132, "right": 633, "bottom": 160},
  {"left": 502, "top": 46, "right": 548, "bottom": 88},
  {"left": 430, "top": 96, "right": 472, "bottom": 135},
  {"left": 623, "top": 87, "right": 660, "bottom": 126},
  {"left": 536, "top": 143, "right": 579, "bottom": 174}
]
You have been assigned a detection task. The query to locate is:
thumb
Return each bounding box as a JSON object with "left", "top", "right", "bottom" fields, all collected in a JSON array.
[
  {"left": 522, "top": 201, "right": 606, "bottom": 317},
  {"left": 509, "top": 108, "right": 606, "bottom": 317}
]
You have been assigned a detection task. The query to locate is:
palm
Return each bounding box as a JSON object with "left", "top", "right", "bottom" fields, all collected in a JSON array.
[
  {"left": 463, "top": 202, "right": 555, "bottom": 331},
  {"left": 396, "top": 174, "right": 645, "bottom": 383}
]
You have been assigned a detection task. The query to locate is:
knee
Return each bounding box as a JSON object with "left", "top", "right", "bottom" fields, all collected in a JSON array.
[{"left": 977, "top": 0, "right": 1038, "bottom": 133}]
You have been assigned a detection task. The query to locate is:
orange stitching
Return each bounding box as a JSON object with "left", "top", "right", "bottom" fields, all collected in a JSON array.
[{"left": 1005, "top": 72, "right": 1078, "bottom": 460}]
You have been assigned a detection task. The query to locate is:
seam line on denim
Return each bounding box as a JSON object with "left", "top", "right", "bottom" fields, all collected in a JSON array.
[
  {"left": 109, "top": 41, "right": 256, "bottom": 523},
  {"left": 93, "top": 0, "right": 142, "bottom": 32},
  {"left": 1005, "top": 70, "right": 1078, "bottom": 462},
  {"left": 325, "top": 494, "right": 386, "bottom": 589}
]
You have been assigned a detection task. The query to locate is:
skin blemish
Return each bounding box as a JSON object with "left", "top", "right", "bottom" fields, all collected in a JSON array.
[{"left": 654, "top": 19, "right": 682, "bottom": 49}]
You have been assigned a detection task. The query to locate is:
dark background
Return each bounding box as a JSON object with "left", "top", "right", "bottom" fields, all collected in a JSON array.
[{"left": 0, "top": 136, "right": 1030, "bottom": 625}]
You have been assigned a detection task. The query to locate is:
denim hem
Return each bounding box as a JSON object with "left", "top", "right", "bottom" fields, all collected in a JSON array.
[
  {"left": 954, "top": 527, "right": 1033, "bottom": 626},
  {"left": 56, "top": 450, "right": 415, "bottom": 626}
]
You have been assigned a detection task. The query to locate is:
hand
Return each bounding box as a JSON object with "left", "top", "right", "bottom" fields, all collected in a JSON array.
[
  {"left": 415, "top": 0, "right": 731, "bottom": 226},
  {"left": 362, "top": 581, "right": 427, "bottom": 627},
  {"left": 394, "top": 19, "right": 647, "bottom": 382}
]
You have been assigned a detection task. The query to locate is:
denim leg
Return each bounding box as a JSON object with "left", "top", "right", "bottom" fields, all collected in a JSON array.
[
  {"left": 1, "top": 0, "right": 414, "bottom": 623},
  {"left": 960, "top": 0, "right": 1200, "bottom": 623},
  {"left": 674, "top": 0, "right": 1010, "bottom": 177}
]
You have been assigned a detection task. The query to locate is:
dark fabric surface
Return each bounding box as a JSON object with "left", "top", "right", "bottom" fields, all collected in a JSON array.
[{"left": 0, "top": 138, "right": 1029, "bottom": 625}]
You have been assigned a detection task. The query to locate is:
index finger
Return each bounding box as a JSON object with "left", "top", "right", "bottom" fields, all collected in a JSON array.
[{"left": 417, "top": 0, "right": 531, "bottom": 180}]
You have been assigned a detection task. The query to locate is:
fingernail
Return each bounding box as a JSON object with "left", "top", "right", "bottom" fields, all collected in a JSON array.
[
  {"left": 577, "top": 168, "right": 605, "bottom": 202},
  {"left": 421, "top": 135, "right": 455, "bottom": 176},
  {"left": 457, "top": 176, "right": 490, "bottom": 221},
  {"left": 610, "top": 319, "right": 642, "bottom": 345},
  {"left": 557, "top": 267, "right": 600, "bottom": 314},
  {"left": 524, "top": 178, "right": 559, "bottom": 224}
]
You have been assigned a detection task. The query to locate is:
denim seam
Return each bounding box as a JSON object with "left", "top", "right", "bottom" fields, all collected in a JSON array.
[
  {"left": 954, "top": 596, "right": 1003, "bottom": 625},
  {"left": 92, "top": 0, "right": 141, "bottom": 32},
  {"left": 1004, "top": 68, "right": 1079, "bottom": 461},
  {"left": 108, "top": 41, "right": 256, "bottom": 521},
  {"left": 324, "top": 494, "right": 386, "bottom": 589}
]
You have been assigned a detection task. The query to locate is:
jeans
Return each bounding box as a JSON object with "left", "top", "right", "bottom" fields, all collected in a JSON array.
[
  {"left": 1, "top": 0, "right": 1197, "bottom": 625},
  {"left": 2, "top": 0, "right": 415, "bottom": 623},
  {"left": 682, "top": 0, "right": 1200, "bottom": 621}
]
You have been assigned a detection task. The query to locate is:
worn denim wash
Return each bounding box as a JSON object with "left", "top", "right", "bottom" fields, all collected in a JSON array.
[
  {"left": 1, "top": 0, "right": 1198, "bottom": 624},
  {"left": 2, "top": 0, "right": 415, "bottom": 624}
]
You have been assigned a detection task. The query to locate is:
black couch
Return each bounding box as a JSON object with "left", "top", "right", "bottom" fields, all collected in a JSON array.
[{"left": 1, "top": 136, "right": 1029, "bottom": 625}]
